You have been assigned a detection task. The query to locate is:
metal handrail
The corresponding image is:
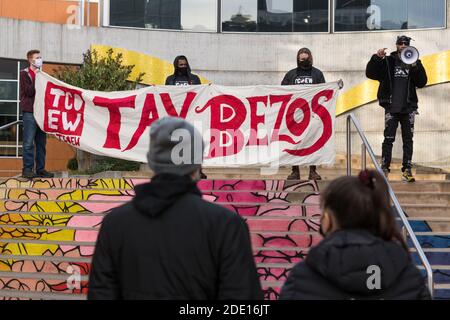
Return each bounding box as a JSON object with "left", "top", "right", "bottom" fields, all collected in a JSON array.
[
  {"left": 0, "top": 120, "right": 22, "bottom": 131},
  {"left": 346, "top": 112, "right": 434, "bottom": 298}
]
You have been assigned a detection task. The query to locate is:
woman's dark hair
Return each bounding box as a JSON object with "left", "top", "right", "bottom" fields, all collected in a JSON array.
[{"left": 320, "top": 170, "right": 409, "bottom": 253}]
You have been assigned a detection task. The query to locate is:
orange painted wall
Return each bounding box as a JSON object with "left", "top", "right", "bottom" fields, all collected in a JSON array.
[{"left": 0, "top": 0, "right": 98, "bottom": 26}]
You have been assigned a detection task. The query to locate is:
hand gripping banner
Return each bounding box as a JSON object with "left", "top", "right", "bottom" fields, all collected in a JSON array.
[{"left": 34, "top": 72, "right": 340, "bottom": 167}]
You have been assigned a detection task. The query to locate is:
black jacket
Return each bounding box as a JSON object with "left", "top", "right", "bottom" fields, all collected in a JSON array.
[
  {"left": 365, "top": 52, "right": 427, "bottom": 111},
  {"left": 279, "top": 229, "right": 431, "bottom": 300},
  {"left": 165, "top": 55, "right": 201, "bottom": 85},
  {"left": 281, "top": 66, "right": 325, "bottom": 85},
  {"left": 88, "top": 174, "right": 262, "bottom": 300}
]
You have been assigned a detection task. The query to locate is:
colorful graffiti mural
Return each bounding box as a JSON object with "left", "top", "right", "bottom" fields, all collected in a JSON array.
[
  {"left": 0, "top": 178, "right": 321, "bottom": 300},
  {"left": 1, "top": 178, "right": 449, "bottom": 299}
]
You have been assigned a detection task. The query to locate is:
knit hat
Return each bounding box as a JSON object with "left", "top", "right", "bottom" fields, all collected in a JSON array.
[{"left": 147, "top": 117, "right": 204, "bottom": 176}]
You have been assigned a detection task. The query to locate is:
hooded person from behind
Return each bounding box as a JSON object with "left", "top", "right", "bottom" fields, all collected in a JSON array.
[
  {"left": 88, "top": 117, "right": 262, "bottom": 300},
  {"left": 165, "top": 55, "right": 201, "bottom": 86}
]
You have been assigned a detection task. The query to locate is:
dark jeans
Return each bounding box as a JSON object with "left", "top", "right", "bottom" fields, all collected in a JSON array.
[
  {"left": 381, "top": 111, "right": 415, "bottom": 170},
  {"left": 22, "top": 112, "right": 47, "bottom": 172},
  {"left": 292, "top": 165, "right": 317, "bottom": 172}
]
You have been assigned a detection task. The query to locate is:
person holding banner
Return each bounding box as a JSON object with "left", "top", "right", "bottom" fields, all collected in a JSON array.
[
  {"left": 165, "top": 55, "right": 207, "bottom": 179},
  {"left": 281, "top": 47, "right": 325, "bottom": 181},
  {"left": 365, "top": 35, "right": 427, "bottom": 183},
  {"left": 19, "top": 50, "right": 54, "bottom": 179}
]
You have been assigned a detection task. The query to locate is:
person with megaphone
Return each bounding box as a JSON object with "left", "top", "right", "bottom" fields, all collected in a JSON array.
[{"left": 366, "top": 35, "right": 427, "bottom": 183}]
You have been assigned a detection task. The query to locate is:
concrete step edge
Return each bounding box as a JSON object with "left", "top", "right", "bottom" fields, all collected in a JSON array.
[
  {"left": 0, "top": 289, "right": 86, "bottom": 300},
  {"left": 0, "top": 271, "right": 89, "bottom": 281}
]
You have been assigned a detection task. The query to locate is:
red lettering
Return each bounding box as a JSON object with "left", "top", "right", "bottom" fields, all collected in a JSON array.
[
  {"left": 246, "top": 96, "right": 268, "bottom": 146},
  {"left": 123, "top": 94, "right": 160, "bottom": 152},
  {"left": 285, "top": 97, "right": 310, "bottom": 137},
  {"left": 285, "top": 90, "right": 334, "bottom": 156},
  {"left": 269, "top": 94, "right": 297, "bottom": 144},
  {"left": 195, "top": 95, "right": 246, "bottom": 158},
  {"left": 93, "top": 96, "right": 136, "bottom": 150},
  {"left": 160, "top": 92, "right": 197, "bottom": 119},
  {"left": 44, "top": 83, "right": 85, "bottom": 136}
]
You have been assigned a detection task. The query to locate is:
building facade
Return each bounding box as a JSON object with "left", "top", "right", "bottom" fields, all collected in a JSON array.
[{"left": 0, "top": 0, "right": 449, "bottom": 170}]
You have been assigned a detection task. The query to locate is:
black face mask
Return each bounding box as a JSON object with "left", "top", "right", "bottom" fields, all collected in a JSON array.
[
  {"left": 298, "top": 60, "right": 312, "bottom": 69},
  {"left": 178, "top": 67, "right": 188, "bottom": 75}
]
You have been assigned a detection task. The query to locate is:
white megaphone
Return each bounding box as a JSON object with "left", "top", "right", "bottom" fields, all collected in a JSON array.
[{"left": 400, "top": 46, "right": 419, "bottom": 65}]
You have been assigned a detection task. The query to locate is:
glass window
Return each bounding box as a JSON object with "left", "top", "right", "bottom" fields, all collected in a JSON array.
[
  {"left": 0, "top": 102, "right": 18, "bottom": 117},
  {"left": 335, "top": 0, "right": 446, "bottom": 32},
  {"left": 222, "top": 0, "right": 258, "bottom": 32},
  {"left": 0, "top": 82, "right": 18, "bottom": 101},
  {"left": 0, "top": 115, "right": 19, "bottom": 148},
  {"left": 144, "top": 0, "right": 182, "bottom": 30},
  {"left": 180, "top": 0, "right": 217, "bottom": 31},
  {"left": 0, "top": 59, "right": 18, "bottom": 79},
  {"left": 293, "top": 0, "right": 329, "bottom": 32},
  {"left": 407, "top": 0, "right": 446, "bottom": 29},
  {"left": 258, "top": 0, "right": 293, "bottom": 32},
  {"left": 0, "top": 59, "right": 21, "bottom": 157},
  {"left": 109, "top": 0, "right": 217, "bottom": 31},
  {"left": 145, "top": 0, "right": 216, "bottom": 31},
  {"left": 222, "top": 0, "right": 329, "bottom": 32},
  {"left": 110, "top": 0, "right": 146, "bottom": 28}
]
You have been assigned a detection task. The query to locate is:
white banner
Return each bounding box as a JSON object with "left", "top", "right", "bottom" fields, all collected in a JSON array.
[{"left": 34, "top": 72, "right": 340, "bottom": 167}]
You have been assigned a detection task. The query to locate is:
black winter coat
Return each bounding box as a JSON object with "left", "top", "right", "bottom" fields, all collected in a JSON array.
[
  {"left": 279, "top": 229, "right": 431, "bottom": 300},
  {"left": 88, "top": 174, "right": 263, "bottom": 300},
  {"left": 365, "top": 52, "right": 427, "bottom": 111}
]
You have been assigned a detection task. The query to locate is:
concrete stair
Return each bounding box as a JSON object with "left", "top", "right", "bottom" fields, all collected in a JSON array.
[{"left": 0, "top": 173, "right": 449, "bottom": 299}]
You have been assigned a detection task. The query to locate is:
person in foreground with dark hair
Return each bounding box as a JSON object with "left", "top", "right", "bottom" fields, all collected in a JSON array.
[
  {"left": 88, "top": 117, "right": 262, "bottom": 300},
  {"left": 279, "top": 170, "right": 431, "bottom": 300}
]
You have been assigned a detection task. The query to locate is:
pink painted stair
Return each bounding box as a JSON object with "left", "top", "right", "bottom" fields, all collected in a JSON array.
[
  {"left": 1, "top": 177, "right": 450, "bottom": 299},
  {"left": 0, "top": 177, "right": 322, "bottom": 300}
]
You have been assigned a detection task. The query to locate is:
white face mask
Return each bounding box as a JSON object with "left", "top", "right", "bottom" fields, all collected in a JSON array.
[{"left": 33, "top": 58, "right": 43, "bottom": 69}]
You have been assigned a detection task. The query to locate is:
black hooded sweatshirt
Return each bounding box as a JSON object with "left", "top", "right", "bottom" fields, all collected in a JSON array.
[
  {"left": 88, "top": 174, "right": 262, "bottom": 300},
  {"left": 165, "top": 55, "right": 201, "bottom": 86},
  {"left": 366, "top": 51, "right": 427, "bottom": 112},
  {"left": 280, "top": 229, "right": 431, "bottom": 300}
]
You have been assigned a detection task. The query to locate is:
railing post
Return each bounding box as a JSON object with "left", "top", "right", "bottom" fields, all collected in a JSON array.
[
  {"left": 346, "top": 116, "right": 351, "bottom": 176},
  {"left": 401, "top": 226, "right": 408, "bottom": 242},
  {"left": 361, "top": 143, "right": 367, "bottom": 171}
]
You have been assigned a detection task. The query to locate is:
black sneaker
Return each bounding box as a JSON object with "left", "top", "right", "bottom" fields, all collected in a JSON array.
[
  {"left": 36, "top": 170, "right": 54, "bottom": 178},
  {"left": 308, "top": 170, "right": 322, "bottom": 180},
  {"left": 287, "top": 169, "right": 300, "bottom": 180},
  {"left": 22, "top": 170, "right": 36, "bottom": 179}
]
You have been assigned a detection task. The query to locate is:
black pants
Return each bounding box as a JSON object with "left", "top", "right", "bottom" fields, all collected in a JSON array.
[{"left": 381, "top": 111, "right": 415, "bottom": 170}]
